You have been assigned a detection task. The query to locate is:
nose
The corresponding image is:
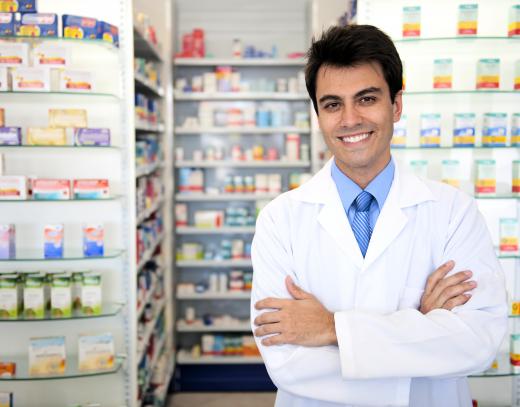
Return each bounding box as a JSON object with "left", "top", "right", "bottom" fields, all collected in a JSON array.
[{"left": 339, "top": 104, "right": 362, "bottom": 129}]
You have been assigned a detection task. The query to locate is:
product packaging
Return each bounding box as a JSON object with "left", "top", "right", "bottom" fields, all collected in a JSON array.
[
  {"left": 512, "top": 113, "right": 520, "bottom": 146},
  {"left": 441, "top": 160, "right": 461, "bottom": 188},
  {"left": 17, "top": 13, "right": 58, "bottom": 37},
  {"left": 476, "top": 59, "right": 500, "bottom": 89},
  {"left": 49, "top": 109, "right": 87, "bottom": 128},
  {"left": 268, "top": 174, "right": 282, "bottom": 193},
  {"left": 81, "top": 272, "right": 101, "bottom": 315},
  {"left": 511, "top": 334, "right": 520, "bottom": 372},
  {"left": 62, "top": 15, "right": 99, "bottom": 40},
  {"left": 457, "top": 4, "right": 478, "bottom": 35},
  {"left": 32, "top": 44, "right": 69, "bottom": 67},
  {"left": 513, "top": 160, "right": 520, "bottom": 196},
  {"left": 0, "top": 42, "right": 29, "bottom": 66},
  {"left": 99, "top": 21, "right": 119, "bottom": 47},
  {"left": 453, "top": 113, "right": 476, "bottom": 147},
  {"left": 32, "top": 179, "right": 70, "bottom": 200},
  {"left": 482, "top": 113, "right": 507, "bottom": 147},
  {"left": 175, "top": 203, "right": 188, "bottom": 227},
  {"left": 0, "top": 392, "right": 13, "bottom": 407},
  {"left": 286, "top": 133, "right": 300, "bottom": 160},
  {"left": 49, "top": 272, "right": 72, "bottom": 318},
  {"left": 0, "top": 127, "right": 21, "bottom": 145},
  {"left": 0, "top": 224, "right": 15, "bottom": 259},
  {"left": 29, "top": 336, "right": 66, "bottom": 375},
  {"left": 499, "top": 218, "right": 519, "bottom": 255},
  {"left": 475, "top": 159, "right": 496, "bottom": 196},
  {"left": 73, "top": 179, "right": 109, "bottom": 200},
  {"left": 433, "top": 59, "right": 453, "bottom": 89},
  {"left": 78, "top": 333, "right": 115, "bottom": 371},
  {"left": 178, "top": 168, "right": 204, "bottom": 193},
  {"left": 391, "top": 114, "right": 407, "bottom": 147},
  {"left": 11, "top": 67, "right": 50, "bottom": 91},
  {"left": 0, "top": 0, "right": 36, "bottom": 12},
  {"left": 509, "top": 5, "right": 520, "bottom": 37},
  {"left": 74, "top": 128, "right": 110, "bottom": 146},
  {"left": 0, "top": 13, "right": 16, "bottom": 36},
  {"left": 23, "top": 272, "right": 45, "bottom": 318},
  {"left": 0, "top": 274, "right": 20, "bottom": 318},
  {"left": 194, "top": 210, "right": 224, "bottom": 228},
  {"left": 402, "top": 6, "right": 421, "bottom": 37},
  {"left": 58, "top": 69, "right": 93, "bottom": 92},
  {"left": 71, "top": 271, "right": 84, "bottom": 311},
  {"left": 0, "top": 176, "right": 27, "bottom": 199},
  {"left": 82, "top": 223, "right": 104, "bottom": 257},
  {"left": 410, "top": 160, "right": 428, "bottom": 178},
  {"left": 27, "top": 127, "right": 66, "bottom": 145},
  {"left": 0, "top": 362, "right": 16, "bottom": 377},
  {"left": 43, "top": 224, "right": 64, "bottom": 258},
  {"left": 420, "top": 113, "right": 441, "bottom": 147}
]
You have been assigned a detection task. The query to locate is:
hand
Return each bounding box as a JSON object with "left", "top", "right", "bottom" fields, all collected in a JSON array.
[
  {"left": 254, "top": 276, "right": 337, "bottom": 347},
  {"left": 420, "top": 260, "right": 476, "bottom": 314}
]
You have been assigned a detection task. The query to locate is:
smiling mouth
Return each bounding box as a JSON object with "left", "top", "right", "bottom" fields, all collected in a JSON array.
[{"left": 337, "top": 131, "right": 374, "bottom": 144}]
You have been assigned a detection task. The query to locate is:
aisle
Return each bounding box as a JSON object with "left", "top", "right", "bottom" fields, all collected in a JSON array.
[{"left": 167, "top": 392, "right": 276, "bottom": 407}]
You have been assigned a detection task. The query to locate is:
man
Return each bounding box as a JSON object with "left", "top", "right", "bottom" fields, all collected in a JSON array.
[{"left": 250, "top": 25, "right": 507, "bottom": 407}]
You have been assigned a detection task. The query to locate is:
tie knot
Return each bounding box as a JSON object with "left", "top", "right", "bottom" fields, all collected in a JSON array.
[{"left": 354, "top": 191, "right": 373, "bottom": 212}]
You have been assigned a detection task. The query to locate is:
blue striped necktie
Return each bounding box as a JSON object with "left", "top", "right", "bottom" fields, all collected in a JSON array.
[{"left": 351, "top": 191, "right": 373, "bottom": 257}]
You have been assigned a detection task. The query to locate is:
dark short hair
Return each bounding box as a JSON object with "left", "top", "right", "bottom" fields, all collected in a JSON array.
[{"left": 305, "top": 25, "right": 403, "bottom": 114}]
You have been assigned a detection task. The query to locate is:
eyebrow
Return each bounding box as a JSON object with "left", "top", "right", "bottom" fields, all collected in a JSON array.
[{"left": 318, "top": 87, "right": 383, "bottom": 105}]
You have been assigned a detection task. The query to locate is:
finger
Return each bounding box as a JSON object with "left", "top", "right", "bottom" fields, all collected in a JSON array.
[
  {"left": 255, "top": 298, "right": 290, "bottom": 310},
  {"left": 254, "top": 311, "right": 282, "bottom": 326},
  {"left": 437, "top": 281, "right": 477, "bottom": 305},
  {"left": 262, "top": 334, "right": 287, "bottom": 346},
  {"left": 254, "top": 322, "right": 283, "bottom": 338},
  {"left": 424, "top": 260, "right": 455, "bottom": 295},
  {"left": 430, "top": 272, "right": 473, "bottom": 305},
  {"left": 442, "top": 294, "right": 472, "bottom": 311},
  {"left": 285, "top": 276, "right": 313, "bottom": 300}
]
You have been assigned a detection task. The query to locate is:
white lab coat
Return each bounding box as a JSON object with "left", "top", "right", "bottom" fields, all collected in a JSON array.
[{"left": 250, "top": 158, "right": 507, "bottom": 407}]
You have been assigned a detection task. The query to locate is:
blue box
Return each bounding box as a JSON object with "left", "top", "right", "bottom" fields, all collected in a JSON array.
[
  {"left": 0, "top": 13, "right": 16, "bottom": 36},
  {"left": 62, "top": 15, "right": 99, "bottom": 40},
  {"left": 0, "top": 0, "right": 36, "bottom": 13},
  {"left": 99, "top": 21, "right": 118, "bottom": 47},
  {"left": 17, "top": 13, "right": 57, "bottom": 37}
]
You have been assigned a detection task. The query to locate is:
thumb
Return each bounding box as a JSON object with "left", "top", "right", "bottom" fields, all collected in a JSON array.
[{"left": 285, "top": 276, "right": 313, "bottom": 300}]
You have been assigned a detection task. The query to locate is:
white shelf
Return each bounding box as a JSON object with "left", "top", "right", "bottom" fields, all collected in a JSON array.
[
  {"left": 176, "top": 259, "right": 253, "bottom": 268},
  {"left": 137, "top": 232, "right": 165, "bottom": 271},
  {"left": 177, "top": 320, "right": 251, "bottom": 332},
  {"left": 175, "top": 126, "right": 310, "bottom": 134},
  {"left": 136, "top": 196, "right": 165, "bottom": 225},
  {"left": 174, "top": 58, "right": 305, "bottom": 66},
  {"left": 176, "top": 291, "right": 252, "bottom": 300},
  {"left": 137, "top": 298, "right": 166, "bottom": 363},
  {"left": 135, "top": 161, "right": 162, "bottom": 178},
  {"left": 174, "top": 91, "right": 309, "bottom": 101},
  {"left": 133, "top": 25, "right": 162, "bottom": 62},
  {"left": 134, "top": 73, "right": 165, "bottom": 97},
  {"left": 176, "top": 350, "right": 263, "bottom": 365},
  {"left": 175, "top": 193, "right": 279, "bottom": 202},
  {"left": 175, "top": 160, "right": 310, "bottom": 168},
  {"left": 176, "top": 226, "right": 255, "bottom": 235}
]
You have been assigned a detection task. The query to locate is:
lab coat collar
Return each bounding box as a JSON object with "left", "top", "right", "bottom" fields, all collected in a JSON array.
[{"left": 291, "top": 157, "right": 436, "bottom": 269}]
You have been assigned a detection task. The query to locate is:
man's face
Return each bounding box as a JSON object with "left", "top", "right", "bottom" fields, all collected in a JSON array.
[{"left": 316, "top": 62, "right": 402, "bottom": 178}]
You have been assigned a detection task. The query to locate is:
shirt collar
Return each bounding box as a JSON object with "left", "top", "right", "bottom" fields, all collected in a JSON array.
[{"left": 331, "top": 157, "right": 395, "bottom": 210}]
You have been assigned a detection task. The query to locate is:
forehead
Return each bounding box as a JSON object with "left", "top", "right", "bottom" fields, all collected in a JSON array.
[{"left": 316, "top": 62, "right": 388, "bottom": 95}]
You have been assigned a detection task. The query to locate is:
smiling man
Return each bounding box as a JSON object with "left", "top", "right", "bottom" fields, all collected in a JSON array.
[{"left": 250, "top": 25, "right": 507, "bottom": 407}]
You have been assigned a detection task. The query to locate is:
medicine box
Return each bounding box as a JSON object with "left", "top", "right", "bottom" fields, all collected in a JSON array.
[
  {"left": 29, "top": 336, "right": 66, "bottom": 376},
  {"left": 453, "top": 113, "right": 476, "bottom": 147},
  {"left": 78, "top": 333, "right": 115, "bottom": 371},
  {"left": 0, "top": 0, "right": 36, "bottom": 12},
  {"left": 32, "top": 45, "right": 68, "bottom": 67},
  {"left": 58, "top": 69, "right": 93, "bottom": 92},
  {"left": 17, "top": 13, "right": 58, "bottom": 37},
  {"left": 499, "top": 218, "right": 519, "bottom": 255},
  {"left": 512, "top": 113, "right": 520, "bottom": 146},
  {"left": 81, "top": 272, "right": 102, "bottom": 315},
  {"left": 0, "top": 13, "right": 16, "bottom": 36},
  {"left": 420, "top": 113, "right": 441, "bottom": 147},
  {"left": 476, "top": 59, "right": 500, "bottom": 89},
  {"left": 11, "top": 67, "right": 50, "bottom": 92},
  {"left": 392, "top": 114, "right": 407, "bottom": 147},
  {"left": 0, "top": 42, "right": 29, "bottom": 67},
  {"left": 0, "top": 274, "right": 20, "bottom": 318},
  {"left": 509, "top": 5, "right": 520, "bottom": 37},
  {"left": 175, "top": 203, "right": 188, "bottom": 227},
  {"left": 482, "top": 113, "right": 507, "bottom": 147},
  {"left": 513, "top": 160, "right": 520, "bottom": 196},
  {"left": 49, "top": 272, "right": 72, "bottom": 318},
  {"left": 0, "top": 127, "right": 21, "bottom": 145},
  {"left": 285, "top": 133, "right": 300, "bottom": 160},
  {"left": 99, "top": 21, "right": 119, "bottom": 47},
  {"left": 73, "top": 179, "right": 109, "bottom": 200},
  {"left": 44, "top": 224, "right": 64, "bottom": 258},
  {"left": 27, "top": 127, "right": 66, "bottom": 146},
  {"left": 475, "top": 159, "right": 496, "bottom": 196},
  {"left": 71, "top": 271, "right": 83, "bottom": 311},
  {"left": 194, "top": 210, "right": 224, "bottom": 228},
  {"left": 441, "top": 160, "right": 460, "bottom": 188},
  {"left": 74, "top": 128, "right": 110, "bottom": 146},
  {"left": 49, "top": 108, "right": 87, "bottom": 128},
  {"left": 433, "top": 59, "right": 453, "bottom": 89},
  {"left": 0, "top": 392, "right": 13, "bottom": 407},
  {"left": 0, "top": 224, "right": 15, "bottom": 259},
  {"left": 0, "top": 176, "right": 27, "bottom": 199},
  {"left": 23, "top": 272, "right": 45, "bottom": 318},
  {"left": 83, "top": 223, "right": 104, "bottom": 257},
  {"left": 62, "top": 15, "right": 99, "bottom": 40},
  {"left": 457, "top": 4, "right": 478, "bottom": 36},
  {"left": 32, "top": 179, "right": 70, "bottom": 200},
  {"left": 402, "top": 6, "right": 421, "bottom": 37}
]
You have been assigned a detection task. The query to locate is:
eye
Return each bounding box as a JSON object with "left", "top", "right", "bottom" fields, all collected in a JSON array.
[
  {"left": 359, "top": 96, "right": 377, "bottom": 105},
  {"left": 323, "top": 102, "right": 340, "bottom": 111}
]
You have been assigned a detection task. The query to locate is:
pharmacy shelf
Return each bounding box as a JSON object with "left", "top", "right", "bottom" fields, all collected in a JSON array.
[
  {"left": 176, "top": 320, "right": 251, "bottom": 332},
  {"left": 137, "top": 298, "right": 166, "bottom": 362},
  {"left": 137, "top": 233, "right": 165, "bottom": 272},
  {"left": 176, "top": 226, "right": 255, "bottom": 235},
  {"left": 0, "top": 35, "right": 119, "bottom": 51},
  {"left": 175, "top": 193, "right": 278, "bottom": 202},
  {"left": 137, "top": 284, "right": 158, "bottom": 321},
  {"left": 395, "top": 36, "right": 520, "bottom": 44},
  {"left": 154, "top": 354, "right": 175, "bottom": 404},
  {"left": 0, "top": 145, "right": 119, "bottom": 150},
  {"left": 175, "top": 127, "right": 311, "bottom": 135},
  {"left": 470, "top": 354, "right": 520, "bottom": 378},
  {"left": 136, "top": 196, "right": 165, "bottom": 225},
  {"left": 174, "top": 91, "right": 309, "bottom": 101},
  {"left": 403, "top": 90, "right": 520, "bottom": 96},
  {"left": 0, "top": 303, "right": 124, "bottom": 322},
  {"left": 391, "top": 145, "right": 520, "bottom": 150},
  {"left": 0, "top": 90, "right": 119, "bottom": 99},
  {"left": 174, "top": 58, "right": 306, "bottom": 66},
  {"left": 176, "top": 259, "right": 253, "bottom": 268},
  {"left": 0, "top": 356, "right": 124, "bottom": 381},
  {"left": 176, "top": 291, "right": 251, "bottom": 300},
  {"left": 135, "top": 123, "right": 166, "bottom": 133},
  {"left": 136, "top": 161, "right": 162, "bottom": 178},
  {"left": 133, "top": 26, "right": 162, "bottom": 62},
  {"left": 0, "top": 196, "right": 121, "bottom": 203},
  {"left": 175, "top": 160, "right": 310, "bottom": 168},
  {"left": 134, "top": 73, "right": 165, "bottom": 98},
  {"left": 0, "top": 248, "right": 124, "bottom": 263},
  {"left": 140, "top": 334, "right": 167, "bottom": 396},
  {"left": 176, "top": 350, "right": 263, "bottom": 365}
]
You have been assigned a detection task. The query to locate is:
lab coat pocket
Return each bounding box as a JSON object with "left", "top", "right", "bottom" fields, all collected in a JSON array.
[{"left": 399, "top": 286, "right": 424, "bottom": 310}]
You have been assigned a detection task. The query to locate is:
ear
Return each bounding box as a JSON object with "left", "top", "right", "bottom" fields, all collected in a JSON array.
[{"left": 392, "top": 90, "right": 403, "bottom": 123}]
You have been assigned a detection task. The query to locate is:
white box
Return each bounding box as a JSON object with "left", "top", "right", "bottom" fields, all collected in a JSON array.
[
  {"left": 57, "top": 69, "right": 93, "bottom": 93},
  {"left": 0, "top": 43, "right": 29, "bottom": 67},
  {"left": 0, "top": 176, "right": 27, "bottom": 200},
  {"left": 11, "top": 67, "right": 50, "bottom": 92},
  {"left": 32, "top": 45, "right": 69, "bottom": 68}
]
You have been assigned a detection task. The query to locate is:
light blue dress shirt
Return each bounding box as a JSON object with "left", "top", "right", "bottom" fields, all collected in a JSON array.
[{"left": 331, "top": 158, "right": 395, "bottom": 230}]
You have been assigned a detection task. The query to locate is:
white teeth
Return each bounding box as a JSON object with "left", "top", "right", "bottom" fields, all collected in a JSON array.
[{"left": 341, "top": 132, "right": 371, "bottom": 143}]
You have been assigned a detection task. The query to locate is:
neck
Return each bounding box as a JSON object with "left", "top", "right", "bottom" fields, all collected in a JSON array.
[{"left": 335, "top": 156, "right": 391, "bottom": 189}]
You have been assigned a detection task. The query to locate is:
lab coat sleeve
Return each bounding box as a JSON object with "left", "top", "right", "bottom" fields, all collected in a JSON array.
[
  {"left": 335, "top": 193, "right": 508, "bottom": 379},
  {"left": 251, "top": 198, "right": 411, "bottom": 405}
]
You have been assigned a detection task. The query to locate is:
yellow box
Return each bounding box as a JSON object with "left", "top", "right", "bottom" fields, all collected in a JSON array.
[
  {"left": 27, "top": 127, "right": 66, "bottom": 146},
  {"left": 48, "top": 109, "right": 87, "bottom": 128}
]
